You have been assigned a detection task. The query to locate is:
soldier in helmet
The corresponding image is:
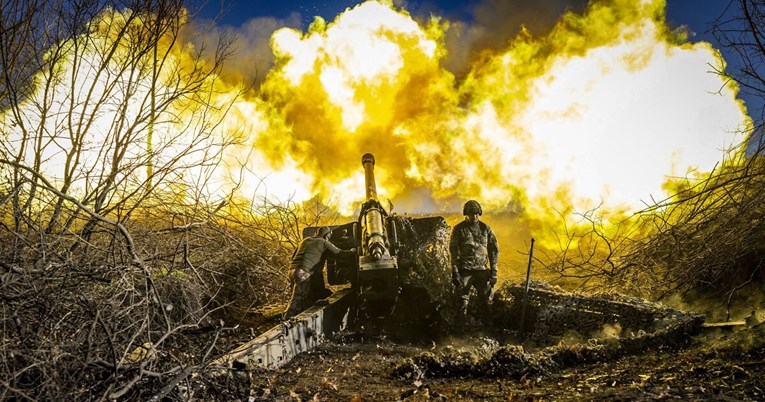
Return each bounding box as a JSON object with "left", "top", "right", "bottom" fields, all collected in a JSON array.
[
  {"left": 450, "top": 200, "right": 500, "bottom": 318},
  {"left": 283, "top": 226, "right": 356, "bottom": 319}
]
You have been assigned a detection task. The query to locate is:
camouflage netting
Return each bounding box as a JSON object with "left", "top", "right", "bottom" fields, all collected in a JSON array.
[
  {"left": 387, "top": 215, "right": 454, "bottom": 320},
  {"left": 492, "top": 281, "right": 697, "bottom": 343},
  {"left": 393, "top": 281, "right": 705, "bottom": 379}
]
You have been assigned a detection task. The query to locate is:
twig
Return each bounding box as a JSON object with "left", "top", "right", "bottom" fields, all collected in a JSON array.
[
  {"left": 0, "top": 378, "right": 38, "bottom": 402},
  {"left": 147, "top": 365, "right": 196, "bottom": 402}
]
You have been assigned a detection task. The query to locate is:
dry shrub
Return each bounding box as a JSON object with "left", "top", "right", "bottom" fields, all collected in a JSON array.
[
  {"left": 536, "top": 141, "right": 765, "bottom": 305},
  {"left": 0, "top": 190, "right": 315, "bottom": 400},
  {"left": 619, "top": 149, "right": 765, "bottom": 300}
]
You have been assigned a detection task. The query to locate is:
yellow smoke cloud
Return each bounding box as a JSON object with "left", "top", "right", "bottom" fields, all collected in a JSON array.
[
  {"left": 1, "top": 0, "right": 751, "bottom": 251},
  {"left": 229, "top": 0, "right": 747, "bottom": 224}
]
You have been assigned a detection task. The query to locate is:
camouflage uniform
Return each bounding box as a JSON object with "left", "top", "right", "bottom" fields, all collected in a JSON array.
[
  {"left": 284, "top": 231, "right": 349, "bottom": 319},
  {"left": 450, "top": 203, "right": 499, "bottom": 317}
]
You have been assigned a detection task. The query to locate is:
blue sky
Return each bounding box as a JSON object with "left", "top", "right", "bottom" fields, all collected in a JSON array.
[
  {"left": 195, "top": 1, "right": 739, "bottom": 65},
  {"left": 197, "top": 1, "right": 733, "bottom": 40},
  {"left": 664, "top": 1, "right": 734, "bottom": 42}
]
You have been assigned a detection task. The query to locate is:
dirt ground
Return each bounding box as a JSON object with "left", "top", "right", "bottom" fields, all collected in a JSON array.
[{"left": 197, "top": 320, "right": 765, "bottom": 402}]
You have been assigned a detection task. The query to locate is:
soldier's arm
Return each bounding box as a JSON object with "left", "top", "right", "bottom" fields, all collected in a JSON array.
[
  {"left": 449, "top": 227, "right": 462, "bottom": 286},
  {"left": 449, "top": 227, "right": 461, "bottom": 271},
  {"left": 487, "top": 226, "right": 499, "bottom": 274},
  {"left": 324, "top": 239, "right": 356, "bottom": 255},
  {"left": 449, "top": 228, "right": 458, "bottom": 259}
]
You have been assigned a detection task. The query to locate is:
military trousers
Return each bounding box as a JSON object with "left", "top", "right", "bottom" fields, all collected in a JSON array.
[{"left": 456, "top": 269, "right": 492, "bottom": 307}]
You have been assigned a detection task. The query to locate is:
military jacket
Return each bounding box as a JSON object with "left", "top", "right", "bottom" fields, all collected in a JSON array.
[
  {"left": 290, "top": 237, "right": 342, "bottom": 273},
  {"left": 449, "top": 220, "right": 499, "bottom": 272}
]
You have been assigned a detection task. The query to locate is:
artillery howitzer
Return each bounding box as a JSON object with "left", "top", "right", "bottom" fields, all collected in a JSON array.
[
  {"left": 213, "top": 157, "right": 451, "bottom": 369},
  {"left": 305, "top": 153, "right": 403, "bottom": 316},
  {"left": 215, "top": 159, "right": 705, "bottom": 370},
  {"left": 303, "top": 153, "right": 453, "bottom": 318}
]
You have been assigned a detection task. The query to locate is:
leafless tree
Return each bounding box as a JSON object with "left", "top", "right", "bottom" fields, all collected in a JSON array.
[
  {"left": 534, "top": 204, "right": 637, "bottom": 293},
  {"left": 538, "top": 141, "right": 765, "bottom": 310},
  {"left": 711, "top": 0, "right": 765, "bottom": 126},
  {"left": 0, "top": 0, "right": 297, "bottom": 399}
]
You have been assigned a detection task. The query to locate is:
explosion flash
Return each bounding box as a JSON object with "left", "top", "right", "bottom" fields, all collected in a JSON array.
[
  {"left": 0, "top": 0, "right": 750, "bottom": 247},
  {"left": 233, "top": 0, "right": 748, "bottom": 221}
]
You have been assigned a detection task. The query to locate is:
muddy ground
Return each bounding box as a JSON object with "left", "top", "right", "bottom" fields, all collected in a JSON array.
[{"left": 194, "top": 318, "right": 765, "bottom": 401}]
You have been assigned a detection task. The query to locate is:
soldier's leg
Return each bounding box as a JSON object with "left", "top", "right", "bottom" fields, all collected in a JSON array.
[
  {"left": 304, "top": 273, "right": 324, "bottom": 308},
  {"left": 457, "top": 269, "right": 472, "bottom": 318},
  {"left": 473, "top": 270, "right": 493, "bottom": 316},
  {"left": 283, "top": 280, "right": 311, "bottom": 319},
  {"left": 309, "top": 269, "right": 329, "bottom": 298},
  {"left": 309, "top": 262, "right": 332, "bottom": 299}
]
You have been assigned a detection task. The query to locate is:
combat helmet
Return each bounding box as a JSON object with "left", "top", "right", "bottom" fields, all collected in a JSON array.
[
  {"left": 317, "top": 226, "right": 332, "bottom": 238},
  {"left": 463, "top": 200, "right": 482, "bottom": 216}
]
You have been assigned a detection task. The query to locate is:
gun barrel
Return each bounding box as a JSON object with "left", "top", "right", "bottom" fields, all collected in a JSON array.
[
  {"left": 356, "top": 153, "right": 399, "bottom": 315},
  {"left": 362, "top": 153, "right": 377, "bottom": 201}
]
